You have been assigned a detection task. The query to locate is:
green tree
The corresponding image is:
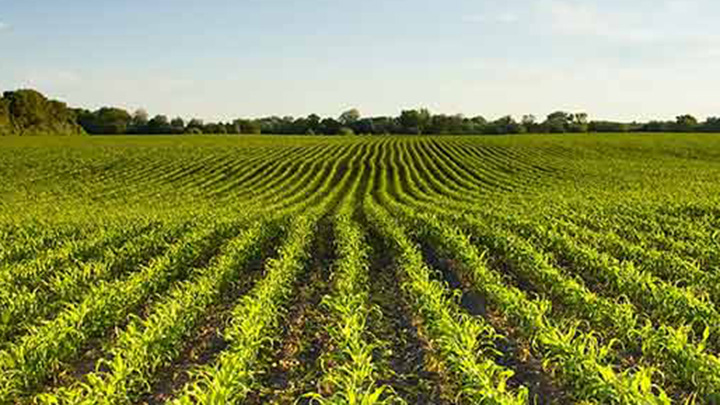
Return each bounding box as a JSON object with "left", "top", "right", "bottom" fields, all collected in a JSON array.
[
  {"left": 675, "top": 114, "right": 698, "bottom": 132},
  {"left": 0, "top": 98, "right": 11, "bottom": 135},
  {"left": 399, "top": 108, "right": 431, "bottom": 134},
  {"left": 485, "top": 116, "right": 525, "bottom": 134},
  {"left": 203, "top": 122, "right": 225, "bottom": 134},
  {"left": 98, "top": 107, "right": 131, "bottom": 134},
  {"left": 544, "top": 111, "right": 573, "bottom": 133},
  {"left": 319, "top": 118, "right": 342, "bottom": 135},
  {"left": 465, "top": 116, "right": 487, "bottom": 133},
  {"left": 129, "top": 109, "right": 149, "bottom": 133},
  {"left": 306, "top": 114, "right": 321, "bottom": 133},
  {"left": 339, "top": 108, "right": 361, "bottom": 126},
  {"left": 147, "top": 115, "right": 171, "bottom": 134},
  {"left": 170, "top": 117, "right": 185, "bottom": 134},
  {"left": 338, "top": 126, "right": 355, "bottom": 136},
  {"left": 225, "top": 121, "right": 240, "bottom": 134},
  {"left": 186, "top": 118, "right": 204, "bottom": 133},
  {"left": 1, "top": 89, "right": 83, "bottom": 135},
  {"left": 703, "top": 117, "right": 720, "bottom": 132},
  {"left": 589, "top": 121, "right": 631, "bottom": 132},
  {"left": 521, "top": 114, "right": 539, "bottom": 133},
  {"left": 429, "top": 114, "right": 465, "bottom": 134},
  {"left": 232, "top": 119, "right": 261, "bottom": 134},
  {"left": 568, "top": 112, "right": 589, "bottom": 133}
]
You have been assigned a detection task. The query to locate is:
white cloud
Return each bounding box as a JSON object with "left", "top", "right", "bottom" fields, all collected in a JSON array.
[
  {"left": 663, "top": 0, "right": 700, "bottom": 15},
  {"left": 457, "top": 56, "right": 720, "bottom": 121},
  {"left": 462, "top": 11, "right": 519, "bottom": 24},
  {"left": 0, "top": 22, "right": 8, "bottom": 30},
  {"left": 24, "top": 69, "right": 82, "bottom": 89},
  {"left": 692, "top": 47, "right": 720, "bottom": 60},
  {"left": 542, "top": 0, "right": 659, "bottom": 43},
  {"left": 540, "top": 0, "right": 720, "bottom": 49},
  {"left": 496, "top": 12, "right": 520, "bottom": 23}
]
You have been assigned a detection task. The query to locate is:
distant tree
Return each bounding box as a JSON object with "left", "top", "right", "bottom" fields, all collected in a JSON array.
[
  {"left": 203, "top": 123, "right": 217, "bottom": 134},
  {"left": 170, "top": 117, "right": 185, "bottom": 134},
  {"left": 248, "top": 121, "right": 262, "bottom": 134},
  {"left": 129, "top": 109, "right": 149, "bottom": 133},
  {"left": 0, "top": 98, "right": 11, "bottom": 135},
  {"left": 73, "top": 109, "right": 93, "bottom": 131},
  {"left": 470, "top": 116, "right": 487, "bottom": 126},
  {"left": 338, "top": 127, "right": 355, "bottom": 136},
  {"left": 485, "top": 116, "right": 525, "bottom": 134},
  {"left": 279, "top": 116, "right": 295, "bottom": 134},
  {"left": 291, "top": 117, "right": 310, "bottom": 134},
  {"left": 76, "top": 107, "right": 131, "bottom": 134},
  {"left": 133, "top": 109, "right": 149, "bottom": 124},
  {"left": 399, "top": 109, "right": 431, "bottom": 134},
  {"left": 225, "top": 121, "right": 240, "bottom": 134},
  {"left": 568, "top": 112, "right": 589, "bottom": 133},
  {"left": 256, "top": 117, "right": 281, "bottom": 133},
  {"left": 186, "top": 118, "right": 204, "bottom": 133},
  {"left": 702, "top": 117, "right": 720, "bottom": 132},
  {"left": 5, "top": 89, "right": 51, "bottom": 131},
  {"left": 353, "top": 118, "right": 375, "bottom": 134},
  {"left": 464, "top": 116, "right": 487, "bottom": 134},
  {"left": 307, "top": 114, "right": 321, "bottom": 133},
  {"left": 521, "top": 114, "right": 540, "bottom": 133},
  {"left": 3, "top": 87, "right": 717, "bottom": 137},
  {"left": 675, "top": 114, "right": 698, "bottom": 132},
  {"left": 428, "top": 114, "right": 449, "bottom": 134},
  {"left": 447, "top": 114, "right": 466, "bottom": 134},
  {"left": 543, "top": 111, "right": 573, "bottom": 133},
  {"left": 1, "top": 89, "right": 83, "bottom": 135},
  {"left": 147, "top": 115, "right": 171, "bottom": 134},
  {"left": 203, "top": 122, "right": 227, "bottom": 134},
  {"left": 231, "top": 119, "right": 244, "bottom": 133},
  {"left": 429, "top": 114, "right": 465, "bottom": 134},
  {"left": 642, "top": 120, "right": 673, "bottom": 132},
  {"left": 339, "top": 108, "right": 361, "bottom": 126},
  {"left": 232, "top": 119, "right": 261, "bottom": 134},
  {"left": 365, "top": 116, "right": 396, "bottom": 134},
  {"left": 319, "top": 117, "right": 342, "bottom": 135},
  {"left": 589, "top": 121, "right": 631, "bottom": 132}
]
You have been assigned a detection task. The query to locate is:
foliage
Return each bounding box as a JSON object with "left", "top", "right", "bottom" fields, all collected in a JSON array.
[
  {"left": 0, "top": 134, "right": 719, "bottom": 404},
  {"left": 0, "top": 89, "right": 83, "bottom": 136},
  {"left": 5, "top": 88, "right": 720, "bottom": 136}
]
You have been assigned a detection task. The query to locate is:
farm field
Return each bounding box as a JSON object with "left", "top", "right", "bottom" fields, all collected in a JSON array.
[{"left": 1, "top": 134, "right": 720, "bottom": 404}]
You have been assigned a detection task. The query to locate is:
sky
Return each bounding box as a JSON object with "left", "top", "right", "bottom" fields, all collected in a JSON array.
[{"left": 1, "top": 0, "right": 719, "bottom": 122}]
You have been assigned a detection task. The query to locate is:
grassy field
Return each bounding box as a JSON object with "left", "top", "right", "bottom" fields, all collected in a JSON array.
[{"left": 1, "top": 134, "right": 720, "bottom": 404}]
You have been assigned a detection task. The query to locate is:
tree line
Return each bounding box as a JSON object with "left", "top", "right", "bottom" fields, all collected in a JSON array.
[
  {"left": 0, "top": 89, "right": 84, "bottom": 135},
  {"left": 3, "top": 88, "right": 720, "bottom": 136}
]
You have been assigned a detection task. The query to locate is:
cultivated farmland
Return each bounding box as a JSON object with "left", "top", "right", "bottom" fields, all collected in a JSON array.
[{"left": 1, "top": 134, "right": 720, "bottom": 404}]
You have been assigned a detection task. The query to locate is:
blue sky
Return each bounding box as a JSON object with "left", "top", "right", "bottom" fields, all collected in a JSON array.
[{"left": 1, "top": 0, "right": 719, "bottom": 121}]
